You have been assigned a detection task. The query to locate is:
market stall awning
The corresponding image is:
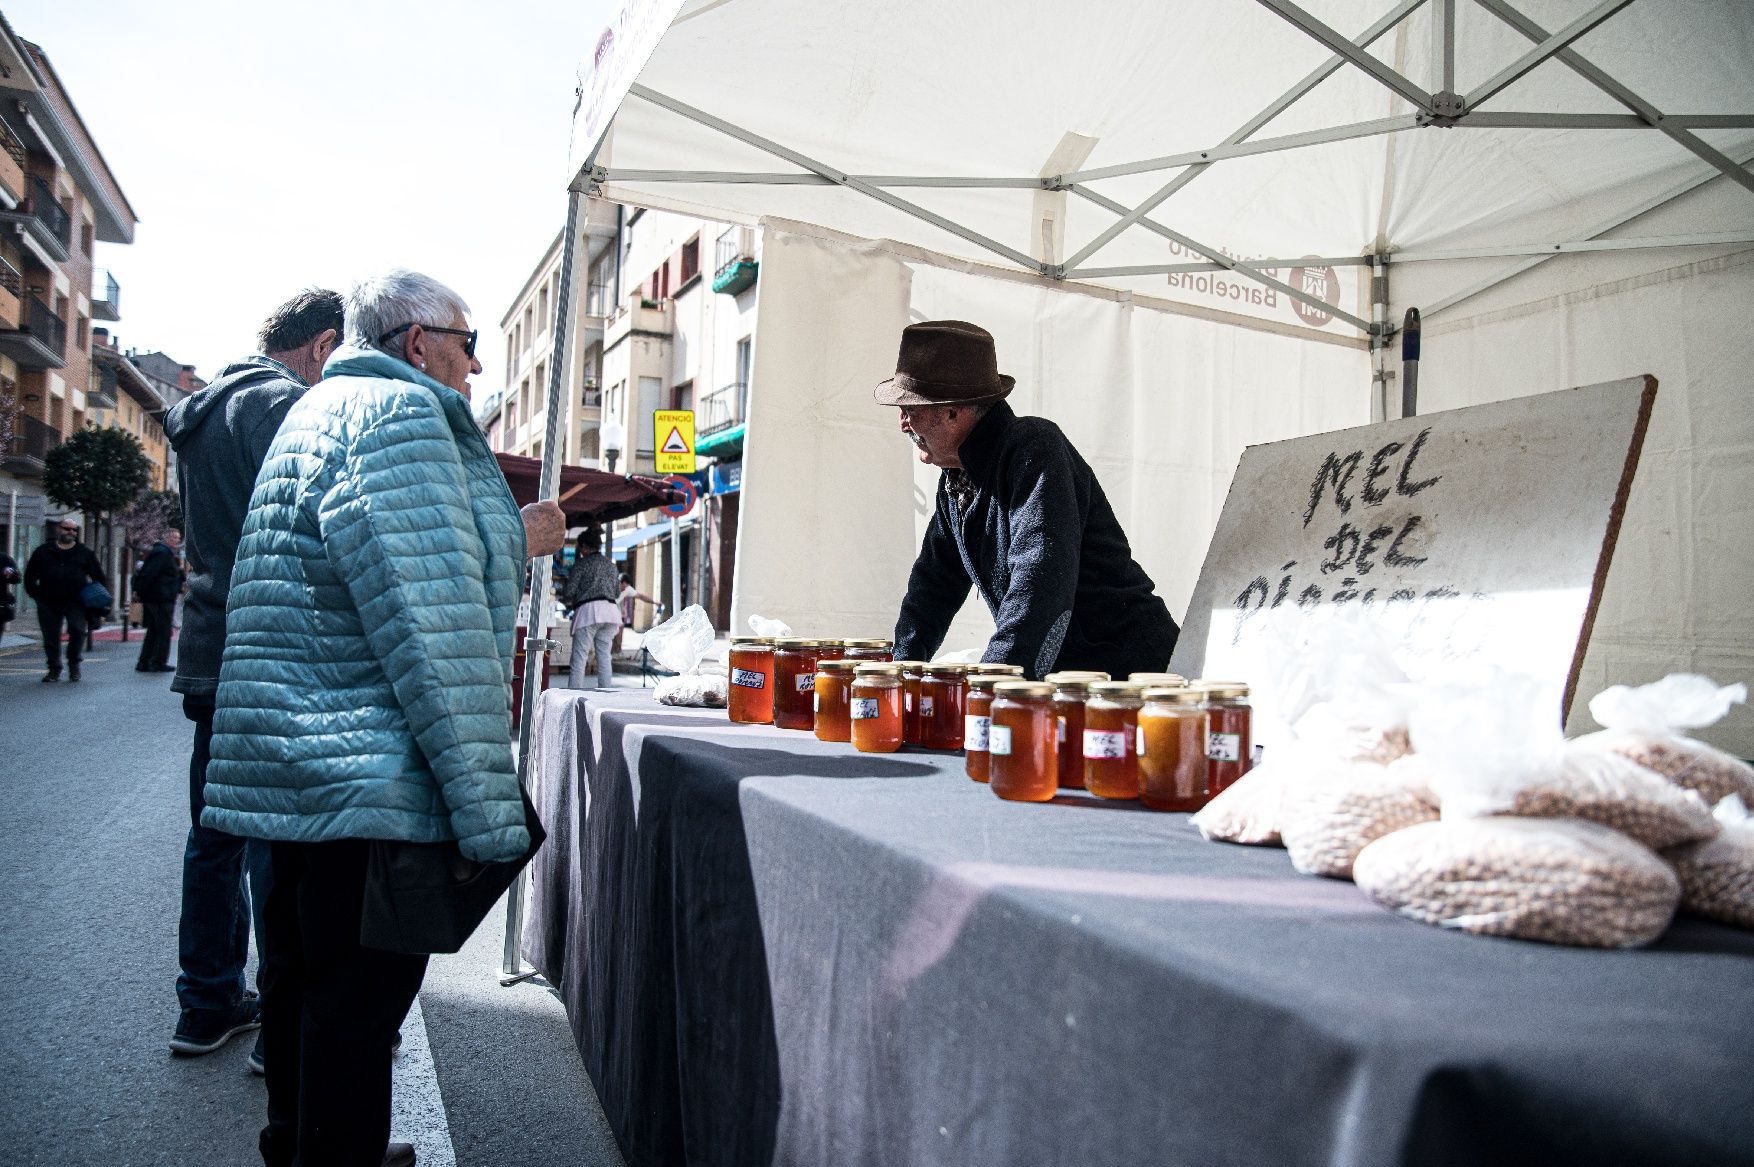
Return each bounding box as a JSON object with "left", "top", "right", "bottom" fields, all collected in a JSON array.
[{"left": 495, "top": 452, "right": 684, "bottom": 527}]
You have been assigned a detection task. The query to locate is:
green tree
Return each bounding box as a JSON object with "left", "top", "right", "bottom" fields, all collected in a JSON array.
[{"left": 44, "top": 426, "right": 152, "bottom": 531}]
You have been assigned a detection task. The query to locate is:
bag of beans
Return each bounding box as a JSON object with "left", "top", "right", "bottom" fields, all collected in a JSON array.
[
  {"left": 1668, "top": 795, "right": 1754, "bottom": 930},
  {"left": 1573, "top": 675, "right": 1754, "bottom": 807},
  {"left": 1190, "top": 758, "right": 1292, "bottom": 846},
  {"left": 1353, "top": 817, "right": 1681, "bottom": 948},
  {"left": 1279, "top": 755, "right": 1439, "bottom": 879}
]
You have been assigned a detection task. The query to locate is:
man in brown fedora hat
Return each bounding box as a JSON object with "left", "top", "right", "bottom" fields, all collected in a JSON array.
[{"left": 877, "top": 319, "right": 1178, "bottom": 679}]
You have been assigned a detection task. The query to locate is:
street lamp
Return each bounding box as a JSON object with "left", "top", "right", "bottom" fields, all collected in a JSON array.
[{"left": 600, "top": 418, "right": 625, "bottom": 579}]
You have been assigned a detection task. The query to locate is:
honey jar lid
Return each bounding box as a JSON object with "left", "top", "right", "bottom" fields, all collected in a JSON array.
[
  {"left": 975, "top": 663, "right": 1026, "bottom": 676},
  {"left": 841, "top": 638, "right": 894, "bottom": 648},
  {"left": 1088, "top": 681, "right": 1148, "bottom": 698},
  {"left": 854, "top": 662, "right": 902, "bottom": 675},
  {"left": 925, "top": 662, "right": 972, "bottom": 676},
  {"left": 774, "top": 637, "right": 825, "bottom": 648},
  {"left": 817, "top": 659, "right": 860, "bottom": 673},
  {"left": 1141, "top": 686, "right": 1205, "bottom": 705},
  {"left": 893, "top": 660, "right": 929, "bottom": 672},
  {"left": 1129, "top": 672, "right": 1188, "bottom": 685},
  {"left": 993, "top": 681, "right": 1054, "bottom": 698},
  {"left": 967, "top": 673, "right": 1014, "bottom": 691},
  {"left": 1044, "top": 670, "right": 1110, "bottom": 684},
  {"left": 729, "top": 637, "right": 775, "bottom": 648},
  {"left": 1195, "top": 681, "right": 1251, "bottom": 698}
]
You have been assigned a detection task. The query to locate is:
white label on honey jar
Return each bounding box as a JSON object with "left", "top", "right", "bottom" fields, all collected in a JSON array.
[
  {"left": 965, "top": 715, "right": 990, "bottom": 751},
  {"left": 814, "top": 691, "right": 821, "bottom": 713},
  {"left": 795, "top": 673, "right": 815, "bottom": 694},
  {"left": 1057, "top": 716, "right": 1067, "bottom": 743},
  {"left": 1207, "top": 733, "right": 1241, "bottom": 762},
  {"left": 988, "top": 725, "right": 1013, "bottom": 756},
  {"left": 1083, "top": 730, "right": 1127, "bottom": 759},
  {"left": 1136, "top": 727, "right": 1146, "bottom": 754},
  {"left": 730, "top": 668, "right": 766, "bottom": 690},
  {"left": 921, "top": 696, "right": 935, "bottom": 719},
  {"left": 905, "top": 692, "right": 913, "bottom": 712},
  {"left": 850, "top": 698, "right": 880, "bottom": 720}
]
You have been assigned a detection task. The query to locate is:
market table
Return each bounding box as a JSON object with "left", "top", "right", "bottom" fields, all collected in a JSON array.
[{"left": 522, "top": 689, "right": 1754, "bottom": 1167}]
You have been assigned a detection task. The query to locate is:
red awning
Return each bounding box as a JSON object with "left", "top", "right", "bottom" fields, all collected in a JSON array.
[{"left": 494, "top": 452, "right": 684, "bottom": 527}]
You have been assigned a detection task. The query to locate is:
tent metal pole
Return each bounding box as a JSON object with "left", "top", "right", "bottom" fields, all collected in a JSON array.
[
  {"left": 1460, "top": 112, "right": 1754, "bottom": 130},
  {"left": 1065, "top": 114, "right": 1421, "bottom": 185},
  {"left": 1370, "top": 256, "right": 1392, "bottom": 422},
  {"left": 1423, "top": 143, "right": 1754, "bottom": 318},
  {"left": 1067, "top": 257, "right": 1372, "bottom": 278},
  {"left": 1060, "top": 0, "right": 1426, "bottom": 269},
  {"left": 1464, "top": 0, "right": 1637, "bottom": 110},
  {"left": 1253, "top": 0, "right": 1435, "bottom": 112},
  {"left": 1069, "top": 184, "right": 1377, "bottom": 333},
  {"left": 1437, "top": 0, "right": 1455, "bottom": 94},
  {"left": 602, "top": 170, "right": 1044, "bottom": 188},
  {"left": 1474, "top": 0, "right": 1754, "bottom": 197},
  {"left": 500, "top": 184, "right": 586, "bottom": 987},
  {"left": 624, "top": 83, "right": 1044, "bottom": 274},
  {"left": 1396, "top": 231, "right": 1754, "bottom": 262},
  {"left": 1400, "top": 308, "right": 1422, "bottom": 418}
]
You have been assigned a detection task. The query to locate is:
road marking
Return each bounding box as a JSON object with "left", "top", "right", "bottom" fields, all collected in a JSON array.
[{"left": 391, "top": 996, "right": 457, "bottom": 1166}]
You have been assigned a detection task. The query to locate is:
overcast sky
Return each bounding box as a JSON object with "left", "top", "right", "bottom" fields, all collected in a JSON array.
[{"left": 13, "top": 0, "right": 616, "bottom": 401}]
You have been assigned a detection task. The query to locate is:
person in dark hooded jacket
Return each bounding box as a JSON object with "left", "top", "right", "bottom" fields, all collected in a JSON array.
[
  {"left": 879, "top": 320, "right": 1179, "bottom": 679},
  {"left": 162, "top": 290, "right": 344, "bottom": 1068},
  {"left": 24, "top": 518, "right": 107, "bottom": 682}
]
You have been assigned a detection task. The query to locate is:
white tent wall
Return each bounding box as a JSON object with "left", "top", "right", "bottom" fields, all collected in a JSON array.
[
  {"left": 1418, "top": 247, "right": 1754, "bottom": 758},
  {"left": 731, "top": 221, "right": 1368, "bottom": 650}
]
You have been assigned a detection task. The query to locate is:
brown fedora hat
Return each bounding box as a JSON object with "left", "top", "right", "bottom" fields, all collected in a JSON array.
[{"left": 873, "top": 320, "right": 1015, "bottom": 407}]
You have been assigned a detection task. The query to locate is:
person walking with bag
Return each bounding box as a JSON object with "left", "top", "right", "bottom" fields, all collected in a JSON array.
[
  {"left": 23, "top": 518, "right": 107, "bottom": 682},
  {"left": 562, "top": 527, "right": 620, "bottom": 688},
  {"left": 133, "top": 529, "right": 183, "bottom": 672},
  {"left": 205, "top": 271, "right": 542, "bottom": 1167}
]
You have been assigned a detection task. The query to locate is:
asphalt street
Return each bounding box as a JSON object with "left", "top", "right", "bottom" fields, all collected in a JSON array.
[{"left": 0, "top": 631, "right": 625, "bottom": 1167}]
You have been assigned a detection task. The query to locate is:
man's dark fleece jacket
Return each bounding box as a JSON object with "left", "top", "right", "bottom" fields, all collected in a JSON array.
[
  {"left": 165, "top": 356, "right": 308, "bottom": 697},
  {"left": 895, "top": 400, "right": 1178, "bottom": 679}
]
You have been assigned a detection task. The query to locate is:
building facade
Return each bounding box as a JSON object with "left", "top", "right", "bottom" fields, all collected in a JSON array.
[
  {"left": 0, "top": 17, "right": 137, "bottom": 591},
  {"left": 482, "top": 198, "right": 761, "bottom": 632}
]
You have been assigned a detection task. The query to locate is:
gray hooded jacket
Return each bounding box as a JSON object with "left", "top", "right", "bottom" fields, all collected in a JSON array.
[{"left": 165, "top": 356, "right": 308, "bottom": 697}]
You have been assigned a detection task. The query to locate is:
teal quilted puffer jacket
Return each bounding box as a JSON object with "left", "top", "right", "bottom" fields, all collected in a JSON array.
[{"left": 203, "top": 347, "right": 530, "bottom": 863}]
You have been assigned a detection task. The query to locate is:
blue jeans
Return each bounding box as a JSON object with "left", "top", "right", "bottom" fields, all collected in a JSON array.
[
  {"left": 178, "top": 694, "right": 272, "bottom": 1013},
  {"left": 570, "top": 620, "right": 619, "bottom": 688}
]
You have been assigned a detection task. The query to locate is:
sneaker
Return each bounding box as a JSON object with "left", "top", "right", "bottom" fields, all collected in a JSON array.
[
  {"left": 391, "top": 1029, "right": 403, "bottom": 1056},
  {"left": 41, "top": 672, "right": 57, "bottom": 683},
  {"left": 383, "top": 1142, "right": 416, "bottom": 1167},
  {"left": 169, "top": 991, "right": 261, "bottom": 1056},
  {"left": 247, "top": 1033, "right": 265, "bottom": 1076}
]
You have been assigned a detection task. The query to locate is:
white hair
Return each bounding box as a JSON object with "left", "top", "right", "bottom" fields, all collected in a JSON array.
[{"left": 345, "top": 269, "right": 471, "bottom": 355}]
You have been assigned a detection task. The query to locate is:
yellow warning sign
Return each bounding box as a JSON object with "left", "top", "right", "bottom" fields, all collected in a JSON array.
[{"left": 653, "top": 409, "right": 696, "bottom": 474}]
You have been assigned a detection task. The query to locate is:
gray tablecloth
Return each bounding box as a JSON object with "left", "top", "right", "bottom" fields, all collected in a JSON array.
[{"left": 523, "top": 689, "right": 1754, "bottom": 1167}]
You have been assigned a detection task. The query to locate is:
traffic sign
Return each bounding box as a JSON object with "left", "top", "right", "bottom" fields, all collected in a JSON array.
[
  {"left": 654, "top": 409, "right": 696, "bottom": 474},
  {"left": 661, "top": 474, "right": 698, "bottom": 517}
]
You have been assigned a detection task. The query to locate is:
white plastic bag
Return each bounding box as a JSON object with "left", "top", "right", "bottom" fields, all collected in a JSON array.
[
  {"left": 1190, "top": 758, "right": 1292, "bottom": 846},
  {"left": 747, "top": 613, "right": 792, "bottom": 638},
  {"left": 1575, "top": 675, "right": 1754, "bottom": 806},
  {"left": 1668, "top": 795, "right": 1754, "bottom": 930},
  {"left": 644, "top": 606, "right": 726, "bottom": 707},
  {"left": 1279, "top": 754, "right": 1439, "bottom": 880}
]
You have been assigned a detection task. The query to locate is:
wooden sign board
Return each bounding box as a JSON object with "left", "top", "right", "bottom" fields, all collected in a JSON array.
[{"left": 1169, "top": 376, "right": 1658, "bottom": 741}]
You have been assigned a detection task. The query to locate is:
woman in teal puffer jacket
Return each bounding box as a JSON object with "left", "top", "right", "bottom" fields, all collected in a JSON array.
[{"left": 206, "top": 270, "right": 528, "bottom": 1167}]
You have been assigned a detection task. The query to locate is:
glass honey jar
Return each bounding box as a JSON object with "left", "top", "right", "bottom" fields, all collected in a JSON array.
[
  {"left": 841, "top": 638, "right": 894, "bottom": 662},
  {"left": 1196, "top": 682, "right": 1253, "bottom": 795},
  {"left": 1082, "top": 681, "right": 1145, "bottom": 800},
  {"left": 813, "top": 659, "right": 859, "bottom": 743},
  {"left": 1044, "top": 671, "right": 1109, "bottom": 789},
  {"left": 1137, "top": 687, "right": 1210, "bottom": 812},
  {"left": 727, "top": 638, "right": 775, "bottom": 725},
  {"left": 918, "top": 663, "right": 971, "bottom": 750},
  {"left": 963, "top": 673, "right": 1010, "bottom": 782},
  {"left": 895, "top": 661, "right": 928, "bottom": 745},
  {"left": 850, "top": 663, "right": 904, "bottom": 753},
  {"left": 988, "top": 681, "right": 1059, "bottom": 803},
  {"left": 773, "top": 638, "right": 827, "bottom": 731},
  {"left": 1128, "top": 672, "right": 1187, "bottom": 687},
  {"left": 974, "top": 663, "right": 1026, "bottom": 678}
]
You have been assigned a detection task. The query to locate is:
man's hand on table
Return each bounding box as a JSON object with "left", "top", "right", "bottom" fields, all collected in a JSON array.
[{"left": 522, "top": 501, "right": 568, "bottom": 558}]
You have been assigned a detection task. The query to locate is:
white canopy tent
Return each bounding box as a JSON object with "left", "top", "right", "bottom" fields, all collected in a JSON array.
[{"left": 543, "top": 0, "right": 1754, "bottom": 754}]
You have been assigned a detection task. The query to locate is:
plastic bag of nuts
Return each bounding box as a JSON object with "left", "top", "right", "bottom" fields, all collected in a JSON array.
[
  {"left": 1279, "top": 755, "right": 1439, "bottom": 879},
  {"left": 1667, "top": 795, "right": 1754, "bottom": 930},
  {"left": 1190, "top": 758, "right": 1292, "bottom": 846},
  {"left": 1573, "top": 675, "right": 1754, "bottom": 807},
  {"left": 1514, "top": 746, "right": 1719, "bottom": 851},
  {"left": 1353, "top": 817, "right": 1681, "bottom": 948}
]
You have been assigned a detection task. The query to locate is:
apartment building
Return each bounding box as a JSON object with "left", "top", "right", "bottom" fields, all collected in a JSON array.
[
  {"left": 87, "top": 329, "right": 171, "bottom": 492},
  {"left": 0, "top": 16, "right": 137, "bottom": 573},
  {"left": 481, "top": 198, "right": 761, "bottom": 631}
]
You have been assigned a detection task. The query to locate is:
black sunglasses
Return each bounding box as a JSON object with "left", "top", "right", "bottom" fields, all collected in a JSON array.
[{"left": 378, "top": 323, "right": 479, "bottom": 359}]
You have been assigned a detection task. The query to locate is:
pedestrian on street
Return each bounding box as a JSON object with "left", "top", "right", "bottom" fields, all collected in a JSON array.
[
  {"left": 0, "top": 549, "right": 18, "bottom": 642},
  {"left": 133, "top": 528, "right": 183, "bottom": 672},
  {"left": 23, "top": 518, "right": 107, "bottom": 683},
  {"left": 205, "top": 270, "right": 551, "bottom": 1167},
  {"left": 164, "top": 289, "right": 345, "bottom": 1074},
  {"left": 562, "top": 527, "right": 620, "bottom": 688}
]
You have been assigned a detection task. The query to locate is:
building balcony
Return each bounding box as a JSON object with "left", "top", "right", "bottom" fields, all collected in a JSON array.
[
  {"left": 0, "top": 294, "right": 66, "bottom": 369},
  {"left": 583, "top": 281, "right": 612, "bottom": 318},
  {"left": 2, "top": 412, "right": 60, "bottom": 478},
  {"left": 0, "top": 176, "right": 72, "bottom": 263},
  {"left": 92, "top": 270, "right": 120, "bottom": 322},
  {"left": 605, "top": 297, "right": 673, "bottom": 350},
  {"left": 0, "top": 252, "right": 19, "bottom": 329},
  {"left": 697, "top": 380, "right": 748, "bottom": 459},
  {"left": 713, "top": 226, "right": 758, "bottom": 295},
  {"left": 88, "top": 361, "right": 119, "bottom": 409},
  {"left": 0, "top": 121, "right": 23, "bottom": 205}
]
